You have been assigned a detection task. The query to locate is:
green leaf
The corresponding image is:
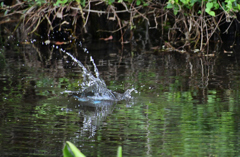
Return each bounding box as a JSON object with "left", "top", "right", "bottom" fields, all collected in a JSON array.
[
  {"left": 54, "top": 2, "right": 60, "bottom": 6},
  {"left": 58, "top": 0, "right": 68, "bottom": 4},
  {"left": 173, "top": 9, "right": 178, "bottom": 15},
  {"left": 63, "top": 141, "right": 86, "bottom": 157},
  {"left": 143, "top": 2, "right": 149, "bottom": 6},
  {"left": 238, "top": 4, "right": 240, "bottom": 10},
  {"left": 63, "top": 145, "right": 73, "bottom": 157},
  {"left": 205, "top": 2, "right": 216, "bottom": 16},
  {"left": 166, "top": 2, "right": 173, "bottom": 9},
  {"left": 206, "top": 2, "right": 213, "bottom": 10},
  {"left": 4, "top": 10, "right": 8, "bottom": 15},
  {"left": 81, "top": 0, "right": 86, "bottom": 7},
  {"left": 213, "top": 2, "right": 219, "bottom": 9},
  {"left": 208, "top": 11, "right": 215, "bottom": 16},
  {"left": 117, "top": 146, "right": 122, "bottom": 157},
  {"left": 136, "top": 0, "right": 141, "bottom": 6}
]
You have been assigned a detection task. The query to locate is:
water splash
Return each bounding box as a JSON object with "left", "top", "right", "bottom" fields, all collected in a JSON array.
[{"left": 61, "top": 49, "right": 136, "bottom": 102}]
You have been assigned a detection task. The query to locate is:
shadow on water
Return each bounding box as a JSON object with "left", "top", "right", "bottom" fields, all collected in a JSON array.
[{"left": 2, "top": 34, "right": 240, "bottom": 156}]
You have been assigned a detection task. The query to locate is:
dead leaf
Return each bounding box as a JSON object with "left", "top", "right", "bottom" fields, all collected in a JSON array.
[
  {"left": 56, "top": 12, "right": 63, "bottom": 19},
  {"left": 100, "top": 35, "right": 113, "bottom": 41},
  {"left": 20, "top": 41, "right": 30, "bottom": 45},
  {"left": 55, "top": 41, "right": 65, "bottom": 45}
]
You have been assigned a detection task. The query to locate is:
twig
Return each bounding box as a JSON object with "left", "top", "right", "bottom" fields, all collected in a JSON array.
[
  {"left": 70, "top": 6, "right": 140, "bottom": 13},
  {"left": 149, "top": 9, "right": 158, "bottom": 29},
  {"left": 83, "top": 0, "right": 91, "bottom": 28},
  {"left": 204, "top": 13, "right": 223, "bottom": 48},
  {"left": 28, "top": 16, "right": 44, "bottom": 34},
  {"left": 131, "top": 5, "right": 150, "bottom": 25},
  {"left": 111, "top": 5, "right": 124, "bottom": 43},
  {"left": 45, "top": 14, "right": 53, "bottom": 31},
  {"left": 97, "top": 24, "right": 127, "bottom": 33}
]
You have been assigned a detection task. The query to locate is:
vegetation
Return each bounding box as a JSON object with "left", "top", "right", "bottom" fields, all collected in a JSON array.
[
  {"left": 165, "top": 0, "right": 240, "bottom": 51},
  {"left": 63, "top": 141, "right": 122, "bottom": 157},
  {"left": 63, "top": 141, "right": 86, "bottom": 157},
  {"left": 1, "top": 0, "right": 240, "bottom": 51}
]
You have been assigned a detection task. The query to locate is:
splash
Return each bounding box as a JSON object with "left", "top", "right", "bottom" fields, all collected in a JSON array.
[{"left": 60, "top": 48, "right": 136, "bottom": 102}]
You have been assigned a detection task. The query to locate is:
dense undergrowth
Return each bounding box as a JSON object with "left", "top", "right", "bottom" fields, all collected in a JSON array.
[{"left": 1, "top": 0, "right": 240, "bottom": 52}]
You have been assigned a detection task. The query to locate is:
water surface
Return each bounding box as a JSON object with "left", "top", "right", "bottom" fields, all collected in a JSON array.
[{"left": 1, "top": 41, "right": 240, "bottom": 156}]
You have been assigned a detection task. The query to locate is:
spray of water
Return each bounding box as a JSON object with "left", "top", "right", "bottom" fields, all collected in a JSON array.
[{"left": 60, "top": 48, "right": 136, "bottom": 102}]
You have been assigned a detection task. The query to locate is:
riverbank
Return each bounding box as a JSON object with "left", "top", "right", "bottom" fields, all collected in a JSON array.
[{"left": 1, "top": 0, "right": 240, "bottom": 53}]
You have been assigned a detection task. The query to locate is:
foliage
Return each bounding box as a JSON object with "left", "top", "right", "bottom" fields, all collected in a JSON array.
[
  {"left": 23, "top": 0, "right": 72, "bottom": 6},
  {"left": 2, "top": 0, "right": 240, "bottom": 52},
  {"left": 18, "top": 0, "right": 240, "bottom": 15},
  {"left": 163, "top": 0, "right": 240, "bottom": 51},
  {"left": 166, "top": 0, "right": 240, "bottom": 16},
  {"left": 21, "top": 0, "right": 145, "bottom": 7},
  {"left": 63, "top": 141, "right": 86, "bottom": 157},
  {"left": 63, "top": 141, "right": 122, "bottom": 157}
]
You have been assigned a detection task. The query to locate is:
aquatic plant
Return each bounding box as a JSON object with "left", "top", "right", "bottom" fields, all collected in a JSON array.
[
  {"left": 63, "top": 141, "right": 122, "bottom": 157},
  {"left": 63, "top": 141, "right": 86, "bottom": 157}
]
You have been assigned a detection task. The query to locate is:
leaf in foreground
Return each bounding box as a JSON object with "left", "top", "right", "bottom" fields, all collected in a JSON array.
[
  {"left": 117, "top": 146, "right": 122, "bottom": 157},
  {"left": 63, "top": 141, "right": 86, "bottom": 157}
]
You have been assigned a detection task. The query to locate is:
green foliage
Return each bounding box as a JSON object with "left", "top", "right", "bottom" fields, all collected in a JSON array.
[
  {"left": 166, "top": 0, "right": 240, "bottom": 17},
  {"left": 23, "top": 0, "right": 78, "bottom": 7},
  {"left": 54, "top": 0, "right": 77, "bottom": 6},
  {"left": 134, "top": 0, "right": 148, "bottom": 6},
  {"left": 24, "top": 0, "right": 47, "bottom": 6},
  {"left": 205, "top": 1, "right": 217, "bottom": 16},
  {"left": 23, "top": 0, "right": 146, "bottom": 7},
  {"left": 117, "top": 146, "right": 122, "bottom": 157},
  {"left": 76, "top": 0, "right": 86, "bottom": 7},
  {"left": 223, "top": 0, "right": 240, "bottom": 13},
  {"left": 1, "top": 2, "right": 4, "bottom": 7},
  {"left": 63, "top": 141, "right": 86, "bottom": 157},
  {"left": 166, "top": 1, "right": 179, "bottom": 15},
  {"left": 63, "top": 141, "right": 122, "bottom": 157},
  {"left": 54, "top": 0, "right": 68, "bottom": 6}
]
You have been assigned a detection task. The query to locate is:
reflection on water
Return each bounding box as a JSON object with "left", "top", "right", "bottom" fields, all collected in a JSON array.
[{"left": 1, "top": 41, "right": 240, "bottom": 156}]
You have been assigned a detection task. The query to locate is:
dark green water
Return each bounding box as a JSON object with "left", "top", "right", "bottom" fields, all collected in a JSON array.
[{"left": 1, "top": 41, "right": 240, "bottom": 156}]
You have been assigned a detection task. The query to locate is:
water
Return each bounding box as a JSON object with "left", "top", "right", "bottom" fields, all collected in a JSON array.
[
  {"left": 1, "top": 40, "right": 240, "bottom": 156},
  {"left": 61, "top": 50, "right": 136, "bottom": 102}
]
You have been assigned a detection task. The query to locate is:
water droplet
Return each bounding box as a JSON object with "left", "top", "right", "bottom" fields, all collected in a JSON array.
[{"left": 78, "top": 41, "right": 82, "bottom": 47}]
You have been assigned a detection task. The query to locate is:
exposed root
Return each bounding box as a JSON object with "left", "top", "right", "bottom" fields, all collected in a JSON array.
[{"left": 0, "top": 0, "right": 236, "bottom": 52}]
